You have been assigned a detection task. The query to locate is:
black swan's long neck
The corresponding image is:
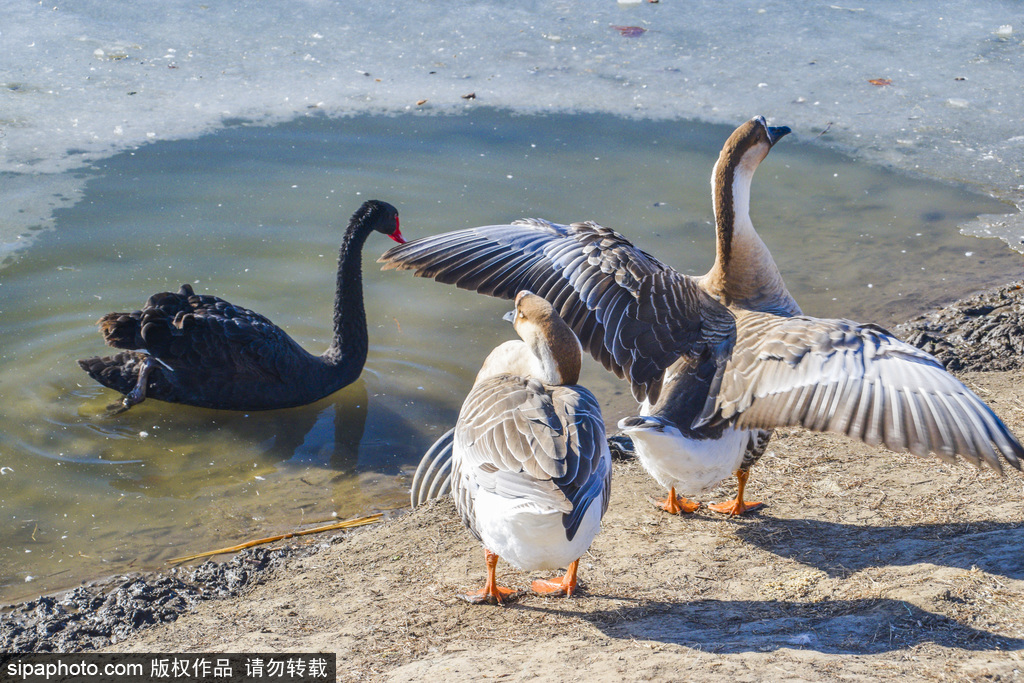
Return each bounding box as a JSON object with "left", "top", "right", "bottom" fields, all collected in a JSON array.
[{"left": 322, "top": 216, "right": 376, "bottom": 383}]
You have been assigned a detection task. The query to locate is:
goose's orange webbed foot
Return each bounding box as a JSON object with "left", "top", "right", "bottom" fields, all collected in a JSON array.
[
  {"left": 462, "top": 584, "right": 519, "bottom": 605},
  {"left": 707, "top": 498, "right": 764, "bottom": 515},
  {"left": 462, "top": 549, "right": 520, "bottom": 605},
  {"left": 708, "top": 469, "right": 764, "bottom": 516},
  {"left": 531, "top": 560, "right": 580, "bottom": 598},
  {"left": 657, "top": 487, "right": 700, "bottom": 514}
]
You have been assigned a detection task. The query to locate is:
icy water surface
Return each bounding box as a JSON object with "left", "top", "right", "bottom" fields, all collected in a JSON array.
[{"left": 1, "top": 111, "right": 1019, "bottom": 603}]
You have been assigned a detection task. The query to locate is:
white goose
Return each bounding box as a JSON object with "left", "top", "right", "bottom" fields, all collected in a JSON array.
[
  {"left": 392, "top": 116, "right": 1023, "bottom": 519},
  {"left": 450, "top": 291, "right": 611, "bottom": 604}
]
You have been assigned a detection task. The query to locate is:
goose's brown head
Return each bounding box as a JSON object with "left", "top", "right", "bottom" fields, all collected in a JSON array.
[
  {"left": 509, "top": 291, "right": 582, "bottom": 386},
  {"left": 717, "top": 115, "right": 790, "bottom": 175}
]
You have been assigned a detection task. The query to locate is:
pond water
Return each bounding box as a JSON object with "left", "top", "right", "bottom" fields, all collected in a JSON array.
[{"left": 1, "top": 110, "right": 1020, "bottom": 603}]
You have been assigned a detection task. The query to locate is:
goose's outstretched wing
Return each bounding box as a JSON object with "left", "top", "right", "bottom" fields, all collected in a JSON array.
[
  {"left": 381, "top": 219, "right": 735, "bottom": 403},
  {"left": 708, "top": 310, "right": 1024, "bottom": 473}
]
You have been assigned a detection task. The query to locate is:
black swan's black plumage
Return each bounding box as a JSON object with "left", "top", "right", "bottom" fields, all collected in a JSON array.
[{"left": 78, "top": 199, "right": 404, "bottom": 412}]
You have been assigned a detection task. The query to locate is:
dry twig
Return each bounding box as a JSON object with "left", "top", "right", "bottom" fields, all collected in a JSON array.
[{"left": 168, "top": 513, "right": 384, "bottom": 563}]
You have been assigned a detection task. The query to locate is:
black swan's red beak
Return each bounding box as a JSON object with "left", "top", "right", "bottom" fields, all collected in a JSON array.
[{"left": 390, "top": 216, "right": 406, "bottom": 244}]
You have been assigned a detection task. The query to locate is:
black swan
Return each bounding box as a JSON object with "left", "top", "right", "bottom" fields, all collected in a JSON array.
[
  {"left": 78, "top": 199, "right": 404, "bottom": 412},
  {"left": 384, "top": 117, "right": 1023, "bottom": 517}
]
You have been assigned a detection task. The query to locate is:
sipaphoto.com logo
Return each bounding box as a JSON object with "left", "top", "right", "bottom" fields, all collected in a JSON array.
[
  {"left": 6, "top": 657, "right": 143, "bottom": 681},
  {"left": 0, "top": 652, "right": 337, "bottom": 683}
]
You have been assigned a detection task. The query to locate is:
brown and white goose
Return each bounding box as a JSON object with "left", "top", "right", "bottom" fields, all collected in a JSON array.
[
  {"left": 389, "top": 117, "right": 1023, "bottom": 518},
  {"left": 451, "top": 291, "right": 611, "bottom": 604},
  {"left": 626, "top": 116, "right": 798, "bottom": 515}
]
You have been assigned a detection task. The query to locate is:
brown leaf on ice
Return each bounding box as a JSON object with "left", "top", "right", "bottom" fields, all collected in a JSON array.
[
  {"left": 461, "top": 92, "right": 476, "bottom": 100},
  {"left": 416, "top": 99, "right": 428, "bottom": 106},
  {"left": 611, "top": 25, "right": 647, "bottom": 37},
  {"left": 868, "top": 78, "right": 892, "bottom": 86}
]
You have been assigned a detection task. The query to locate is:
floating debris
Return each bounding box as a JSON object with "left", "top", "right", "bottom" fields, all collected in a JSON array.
[
  {"left": 868, "top": 78, "right": 892, "bottom": 86},
  {"left": 611, "top": 25, "right": 647, "bottom": 37}
]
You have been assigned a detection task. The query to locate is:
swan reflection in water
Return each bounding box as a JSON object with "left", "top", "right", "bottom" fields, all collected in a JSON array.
[{"left": 102, "top": 376, "right": 438, "bottom": 504}]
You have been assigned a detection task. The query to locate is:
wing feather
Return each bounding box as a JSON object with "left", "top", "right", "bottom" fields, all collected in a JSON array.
[
  {"left": 712, "top": 310, "right": 1023, "bottom": 473},
  {"left": 450, "top": 375, "right": 611, "bottom": 541},
  {"left": 381, "top": 220, "right": 735, "bottom": 402}
]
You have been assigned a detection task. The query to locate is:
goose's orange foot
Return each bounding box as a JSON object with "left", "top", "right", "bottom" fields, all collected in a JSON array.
[
  {"left": 708, "top": 498, "right": 764, "bottom": 516},
  {"left": 531, "top": 559, "right": 580, "bottom": 597},
  {"left": 708, "top": 469, "right": 763, "bottom": 515},
  {"left": 531, "top": 576, "right": 577, "bottom": 597},
  {"left": 657, "top": 487, "right": 700, "bottom": 515},
  {"left": 462, "top": 584, "right": 519, "bottom": 605},
  {"left": 464, "top": 548, "right": 520, "bottom": 604}
]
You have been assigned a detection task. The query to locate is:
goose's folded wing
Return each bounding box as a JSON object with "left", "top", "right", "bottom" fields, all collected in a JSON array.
[
  {"left": 454, "top": 376, "right": 572, "bottom": 512},
  {"left": 711, "top": 311, "right": 1023, "bottom": 473},
  {"left": 414, "top": 388, "right": 613, "bottom": 535},
  {"left": 550, "top": 385, "right": 613, "bottom": 539},
  {"left": 380, "top": 219, "right": 735, "bottom": 402},
  {"left": 453, "top": 376, "right": 612, "bottom": 542}
]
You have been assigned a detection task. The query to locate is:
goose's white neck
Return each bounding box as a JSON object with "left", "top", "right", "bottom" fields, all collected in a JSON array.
[
  {"left": 474, "top": 331, "right": 581, "bottom": 387},
  {"left": 474, "top": 340, "right": 550, "bottom": 384},
  {"left": 717, "top": 159, "right": 760, "bottom": 247},
  {"left": 527, "top": 333, "right": 577, "bottom": 385}
]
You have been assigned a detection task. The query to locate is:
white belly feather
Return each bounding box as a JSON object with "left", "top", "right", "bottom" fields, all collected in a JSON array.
[
  {"left": 624, "top": 421, "right": 750, "bottom": 497},
  {"left": 471, "top": 488, "right": 604, "bottom": 571}
]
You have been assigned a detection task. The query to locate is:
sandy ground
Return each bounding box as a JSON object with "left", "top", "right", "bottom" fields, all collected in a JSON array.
[{"left": 96, "top": 365, "right": 1024, "bottom": 682}]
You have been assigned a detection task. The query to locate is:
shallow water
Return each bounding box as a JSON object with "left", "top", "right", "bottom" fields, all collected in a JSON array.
[{"left": 1, "top": 110, "right": 1020, "bottom": 603}]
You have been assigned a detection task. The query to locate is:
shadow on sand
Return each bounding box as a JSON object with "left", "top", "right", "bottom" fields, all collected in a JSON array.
[
  {"left": 514, "top": 594, "right": 1022, "bottom": 655},
  {"left": 730, "top": 516, "right": 1024, "bottom": 581}
]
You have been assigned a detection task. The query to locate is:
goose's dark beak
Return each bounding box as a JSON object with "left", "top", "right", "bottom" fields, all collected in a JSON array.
[{"left": 766, "top": 125, "right": 791, "bottom": 146}]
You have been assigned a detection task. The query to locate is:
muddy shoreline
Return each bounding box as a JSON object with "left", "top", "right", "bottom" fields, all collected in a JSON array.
[
  {"left": 0, "top": 537, "right": 342, "bottom": 652},
  {"left": 3, "top": 281, "right": 1024, "bottom": 676}
]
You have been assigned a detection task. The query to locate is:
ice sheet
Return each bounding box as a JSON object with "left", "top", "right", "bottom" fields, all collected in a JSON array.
[{"left": 2, "top": 1, "right": 1022, "bottom": 252}]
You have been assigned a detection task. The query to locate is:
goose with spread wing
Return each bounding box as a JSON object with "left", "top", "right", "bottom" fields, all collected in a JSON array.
[
  {"left": 79, "top": 199, "right": 405, "bottom": 412},
  {"left": 391, "top": 117, "right": 1023, "bottom": 517},
  {"left": 451, "top": 291, "right": 611, "bottom": 604}
]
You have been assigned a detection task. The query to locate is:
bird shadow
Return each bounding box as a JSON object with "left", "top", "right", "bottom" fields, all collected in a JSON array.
[
  {"left": 514, "top": 595, "right": 1023, "bottom": 655},
  {"left": 728, "top": 516, "right": 1024, "bottom": 581}
]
